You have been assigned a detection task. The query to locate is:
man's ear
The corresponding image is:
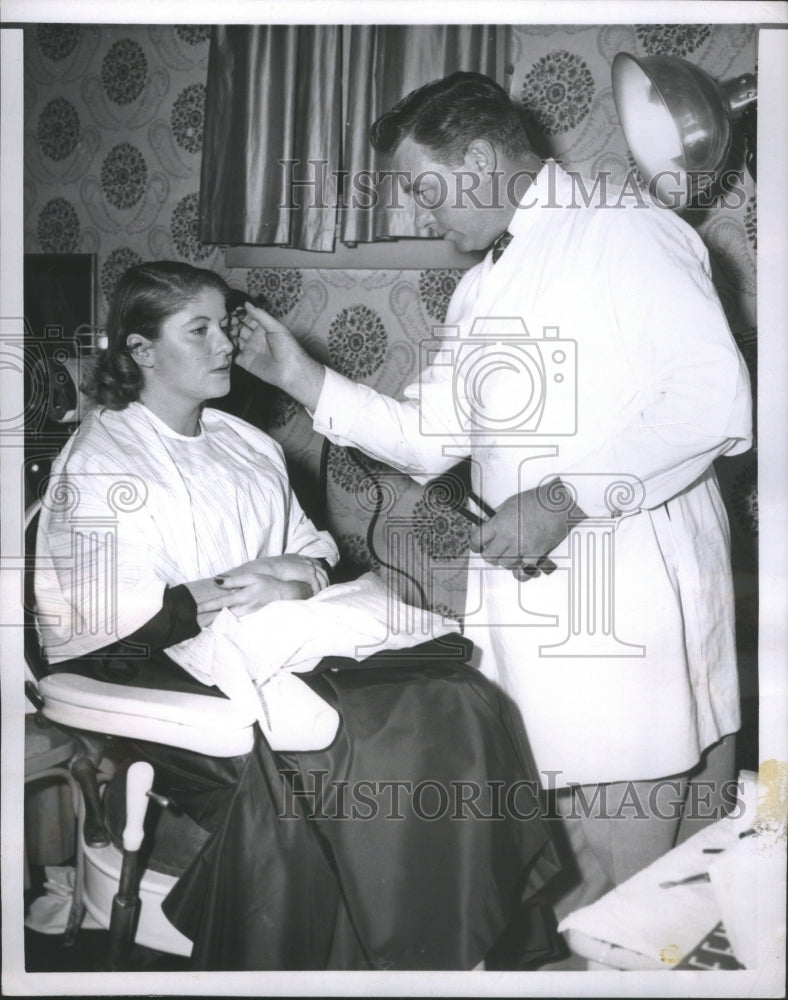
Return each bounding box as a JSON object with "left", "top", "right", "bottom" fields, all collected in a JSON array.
[
  {"left": 126, "top": 333, "right": 155, "bottom": 367},
  {"left": 464, "top": 139, "right": 497, "bottom": 176}
]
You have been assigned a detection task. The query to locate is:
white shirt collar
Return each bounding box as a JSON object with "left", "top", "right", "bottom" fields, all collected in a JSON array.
[
  {"left": 507, "top": 159, "right": 574, "bottom": 240},
  {"left": 129, "top": 400, "right": 205, "bottom": 441}
]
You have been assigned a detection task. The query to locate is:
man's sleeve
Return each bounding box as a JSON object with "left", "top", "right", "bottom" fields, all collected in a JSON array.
[
  {"left": 311, "top": 364, "right": 470, "bottom": 483},
  {"left": 565, "top": 212, "right": 752, "bottom": 517}
]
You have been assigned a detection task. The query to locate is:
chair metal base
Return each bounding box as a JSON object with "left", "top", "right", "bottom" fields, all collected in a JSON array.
[{"left": 78, "top": 804, "right": 193, "bottom": 958}]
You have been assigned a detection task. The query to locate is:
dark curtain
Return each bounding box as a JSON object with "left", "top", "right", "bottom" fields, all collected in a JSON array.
[
  {"left": 199, "top": 25, "right": 505, "bottom": 251},
  {"left": 342, "top": 25, "right": 503, "bottom": 242},
  {"left": 199, "top": 26, "right": 342, "bottom": 250}
]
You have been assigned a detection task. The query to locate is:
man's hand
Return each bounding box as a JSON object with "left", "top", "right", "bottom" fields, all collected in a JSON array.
[
  {"left": 470, "top": 480, "right": 585, "bottom": 580},
  {"left": 234, "top": 555, "right": 330, "bottom": 595},
  {"left": 234, "top": 302, "right": 325, "bottom": 409},
  {"left": 196, "top": 571, "right": 313, "bottom": 619}
]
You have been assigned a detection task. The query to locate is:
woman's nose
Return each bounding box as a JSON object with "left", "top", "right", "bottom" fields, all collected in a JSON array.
[{"left": 211, "top": 324, "right": 234, "bottom": 354}]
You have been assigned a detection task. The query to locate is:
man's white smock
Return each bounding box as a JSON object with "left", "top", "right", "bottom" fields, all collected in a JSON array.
[{"left": 311, "top": 162, "right": 752, "bottom": 787}]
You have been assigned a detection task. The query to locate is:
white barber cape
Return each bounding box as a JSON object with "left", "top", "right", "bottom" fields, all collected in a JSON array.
[
  {"left": 35, "top": 401, "right": 339, "bottom": 674},
  {"left": 36, "top": 403, "right": 456, "bottom": 752},
  {"left": 312, "top": 161, "right": 753, "bottom": 787}
]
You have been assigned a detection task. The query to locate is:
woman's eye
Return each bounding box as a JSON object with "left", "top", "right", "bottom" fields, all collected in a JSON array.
[{"left": 191, "top": 326, "right": 208, "bottom": 336}]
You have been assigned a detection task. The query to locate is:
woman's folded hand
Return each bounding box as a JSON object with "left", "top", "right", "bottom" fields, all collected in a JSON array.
[
  {"left": 233, "top": 555, "right": 330, "bottom": 595},
  {"left": 197, "top": 570, "right": 313, "bottom": 619}
]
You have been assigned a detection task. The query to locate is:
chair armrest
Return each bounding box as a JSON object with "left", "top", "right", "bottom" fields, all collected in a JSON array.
[{"left": 39, "top": 673, "right": 256, "bottom": 757}]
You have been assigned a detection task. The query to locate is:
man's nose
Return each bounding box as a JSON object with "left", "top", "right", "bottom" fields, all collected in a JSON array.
[{"left": 415, "top": 204, "right": 438, "bottom": 230}]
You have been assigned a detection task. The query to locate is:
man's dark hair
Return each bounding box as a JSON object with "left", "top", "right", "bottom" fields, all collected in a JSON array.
[{"left": 370, "top": 71, "right": 531, "bottom": 164}]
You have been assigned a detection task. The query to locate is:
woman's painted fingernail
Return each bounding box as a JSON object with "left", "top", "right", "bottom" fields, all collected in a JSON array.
[{"left": 214, "top": 576, "right": 225, "bottom": 585}]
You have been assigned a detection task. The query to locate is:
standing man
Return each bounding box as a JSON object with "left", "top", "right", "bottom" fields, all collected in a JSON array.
[{"left": 235, "top": 72, "right": 752, "bottom": 915}]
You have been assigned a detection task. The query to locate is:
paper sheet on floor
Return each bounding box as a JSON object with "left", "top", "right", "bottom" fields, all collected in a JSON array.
[{"left": 25, "top": 865, "right": 102, "bottom": 935}]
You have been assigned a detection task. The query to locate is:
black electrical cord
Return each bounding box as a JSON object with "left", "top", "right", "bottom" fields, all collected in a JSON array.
[{"left": 319, "top": 437, "right": 431, "bottom": 609}]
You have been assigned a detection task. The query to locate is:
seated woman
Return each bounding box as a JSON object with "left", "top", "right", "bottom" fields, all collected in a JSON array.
[{"left": 35, "top": 260, "right": 561, "bottom": 972}]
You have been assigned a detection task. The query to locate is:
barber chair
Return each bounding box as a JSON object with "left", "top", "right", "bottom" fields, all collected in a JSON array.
[{"left": 24, "top": 502, "right": 257, "bottom": 966}]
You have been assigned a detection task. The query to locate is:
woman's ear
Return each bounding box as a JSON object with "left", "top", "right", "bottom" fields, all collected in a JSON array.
[{"left": 126, "top": 333, "right": 154, "bottom": 367}]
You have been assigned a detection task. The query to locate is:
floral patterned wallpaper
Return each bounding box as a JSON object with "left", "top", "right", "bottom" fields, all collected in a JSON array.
[{"left": 23, "top": 22, "right": 758, "bottom": 627}]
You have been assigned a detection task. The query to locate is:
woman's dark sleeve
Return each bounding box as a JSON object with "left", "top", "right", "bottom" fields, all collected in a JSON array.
[{"left": 96, "top": 584, "right": 200, "bottom": 657}]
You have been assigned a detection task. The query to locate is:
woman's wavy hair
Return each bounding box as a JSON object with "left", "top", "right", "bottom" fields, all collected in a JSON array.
[
  {"left": 86, "top": 260, "right": 231, "bottom": 410},
  {"left": 370, "top": 71, "right": 532, "bottom": 164}
]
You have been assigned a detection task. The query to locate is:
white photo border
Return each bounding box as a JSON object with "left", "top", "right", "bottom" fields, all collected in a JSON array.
[{"left": 2, "top": 3, "right": 786, "bottom": 997}]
